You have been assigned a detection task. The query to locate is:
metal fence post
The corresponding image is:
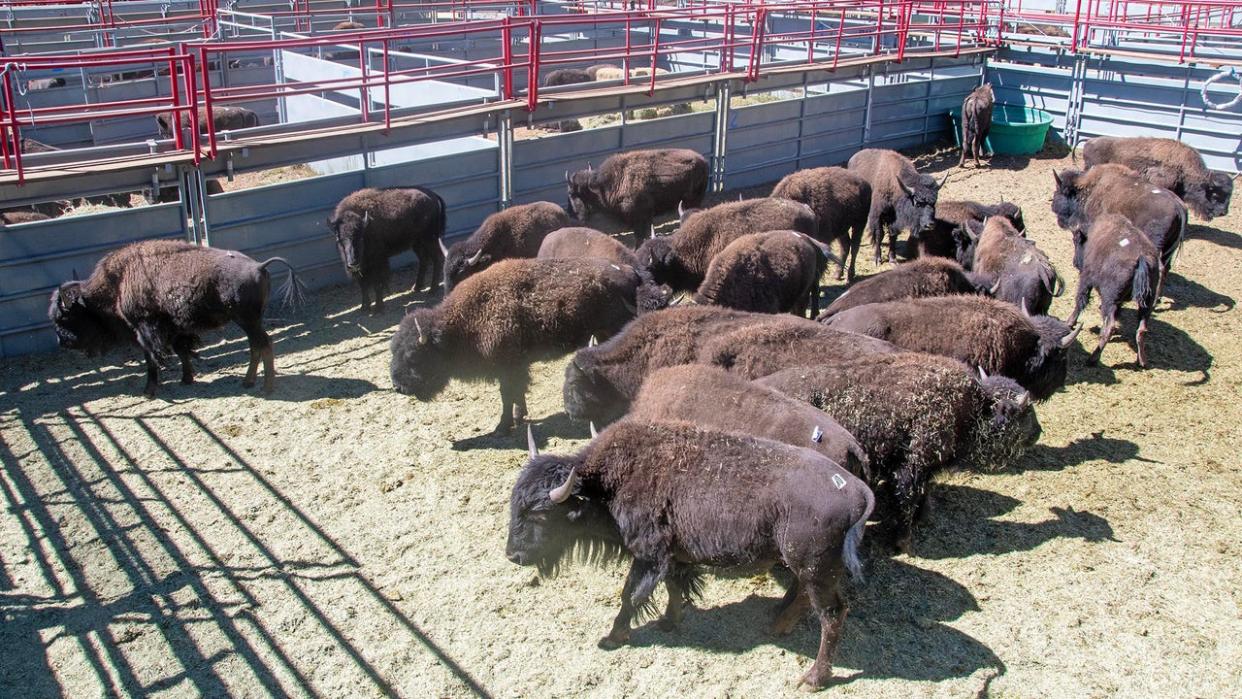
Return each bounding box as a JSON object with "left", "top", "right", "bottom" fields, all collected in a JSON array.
[
  {"left": 711, "top": 81, "right": 730, "bottom": 192},
  {"left": 498, "top": 109, "right": 514, "bottom": 208},
  {"left": 862, "top": 65, "right": 876, "bottom": 146}
]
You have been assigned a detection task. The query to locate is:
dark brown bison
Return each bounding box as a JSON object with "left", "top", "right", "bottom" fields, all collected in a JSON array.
[
  {"left": 817, "top": 256, "right": 983, "bottom": 319},
  {"left": 48, "top": 240, "right": 304, "bottom": 397},
  {"left": 156, "top": 105, "right": 260, "bottom": 138},
  {"left": 770, "top": 167, "right": 872, "bottom": 281},
  {"left": 635, "top": 198, "right": 817, "bottom": 292},
  {"left": 758, "top": 353, "right": 1040, "bottom": 552},
  {"left": 959, "top": 83, "right": 994, "bottom": 167},
  {"left": 968, "top": 216, "right": 1063, "bottom": 315},
  {"left": 915, "top": 199, "right": 1025, "bottom": 265},
  {"left": 566, "top": 149, "right": 708, "bottom": 241},
  {"left": 1067, "top": 213, "right": 1161, "bottom": 367},
  {"left": 146, "top": 178, "right": 225, "bottom": 204},
  {"left": 507, "top": 419, "right": 874, "bottom": 688},
  {"left": 20, "top": 137, "right": 59, "bottom": 154},
  {"left": 1051, "top": 164, "right": 1186, "bottom": 304},
  {"left": 328, "top": 187, "right": 446, "bottom": 314},
  {"left": 391, "top": 258, "right": 653, "bottom": 433},
  {"left": 630, "top": 364, "right": 870, "bottom": 478},
  {"left": 537, "top": 227, "right": 672, "bottom": 311},
  {"left": 563, "top": 306, "right": 895, "bottom": 423},
  {"left": 443, "top": 201, "right": 570, "bottom": 292},
  {"left": 821, "top": 295, "right": 1080, "bottom": 400},
  {"left": 544, "top": 68, "right": 594, "bottom": 86},
  {"left": 1, "top": 210, "right": 52, "bottom": 225},
  {"left": 847, "top": 148, "right": 943, "bottom": 265},
  {"left": 693, "top": 230, "right": 832, "bottom": 317},
  {"left": 1082, "top": 136, "right": 1233, "bottom": 220}
]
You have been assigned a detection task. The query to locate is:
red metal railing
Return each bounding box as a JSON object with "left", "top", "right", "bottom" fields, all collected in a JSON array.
[{"left": 0, "top": 0, "right": 216, "bottom": 47}]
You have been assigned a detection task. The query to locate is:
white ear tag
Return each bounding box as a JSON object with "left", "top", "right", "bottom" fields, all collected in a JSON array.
[
  {"left": 831, "top": 474, "right": 847, "bottom": 490},
  {"left": 811, "top": 425, "right": 824, "bottom": 443}
]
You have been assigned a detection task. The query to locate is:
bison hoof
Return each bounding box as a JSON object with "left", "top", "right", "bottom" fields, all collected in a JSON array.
[
  {"left": 597, "top": 632, "right": 629, "bottom": 650},
  {"left": 242, "top": 377, "right": 257, "bottom": 388},
  {"left": 181, "top": 375, "right": 194, "bottom": 386},
  {"left": 798, "top": 667, "right": 833, "bottom": 691}
]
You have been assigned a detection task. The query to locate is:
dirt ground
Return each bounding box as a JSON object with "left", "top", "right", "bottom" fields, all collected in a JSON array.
[{"left": 2, "top": 144, "right": 1240, "bottom": 699}]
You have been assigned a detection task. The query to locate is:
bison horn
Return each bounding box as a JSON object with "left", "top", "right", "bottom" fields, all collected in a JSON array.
[
  {"left": 1060, "top": 324, "right": 1083, "bottom": 348},
  {"left": 589, "top": 421, "right": 598, "bottom": 439},
  {"left": 588, "top": 334, "right": 598, "bottom": 347},
  {"left": 1020, "top": 298, "right": 1030, "bottom": 317},
  {"left": 587, "top": 162, "right": 593, "bottom": 172},
  {"left": 989, "top": 278, "right": 1002, "bottom": 295},
  {"left": 438, "top": 238, "right": 449, "bottom": 257},
  {"left": 548, "top": 466, "right": 577, "bottom": 504},
  {"left": 414, "top": 317, "right": 428, "bottom": 345},
  {"left": 527, "top": 424, "right": 539, "bottom": 458},
  {"left": 938, "top": 172, "right": 950, "bottom": 188},
  {"left": 1016, "top": 392, "right": 1031, "bottom": 409},
  {"left": 978, "top": 366, "right": 989, "bottom": 381},
  {"left": 677, "top": 200, "right": 684, "bottom": 218},
  {"left": 71, "top": 268, "right": 80, "bottom": 281},
  {"left": 466, "top": 248, "right": 484, "bottom": 266},
  {"left": 1052, "top": 170, "right": 1063, "bottom": 187},
  {"left": 897, "top": 178, "right": 914, "bottom": 197},
  {"left": 737, "top": 193, "right": 744, "bottom": 202},
  {"left": 362, "top": 210, "right": 371, "bottom": 226},
  {"left": 565, "top": 169, "right": 570, "bottom": 184}
]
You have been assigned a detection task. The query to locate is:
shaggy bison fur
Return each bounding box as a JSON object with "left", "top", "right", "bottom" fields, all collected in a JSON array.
[
  {"left": 915, "top": 199, "right": 1025, "bottom": 265},
  {"left": 847, "top": 148, "right": 943, "bottom": 265},
  {"left": 156, "top": 105, "right": 260, "bottom": 138},
  {"left": 758, "top": 353, "right": 1040, "bottom": 552},
  {"left": 821, "top": 295, "right": 1081, "bottom": 400},
  {"left": 1, "top": 210, "right": 51, "bottom": 225},
  {"left": 771, "top": 167, "right": 872, "bottom": 281},
  {"left": 48, "top": 240, "right": 304, "bottom": 396},
  {"left": 1067, "top": 213, "right": 1161, "bottom": 367},
  {"left": 693, "top": 230, "right": 832, "bottom": 316},
  {"left": 968, "top": 216, "right": 1063, "bottom": 315},
  {"left": 391, "top": 258, "right": 655, "bottom": 433},
  {"left": 566, "top": 149, "right": 708, "bottom": 241},
  {"left": 1082, "top": 136, "right": 1233, "bottom": 220},
  {"left": 328, "top": 187, "right": 447, "bottom": 314},
  {"left": 507, "top": 419, "right": 874, "bottom": 688},
  {"left": 443, "top": 201, "right": 570, "bottom": 292},
  {"left": 817, "top": 257, "right": 984, "bottom": 319},
  {"left": 959, "top": 83, "right": 994, "bottom": 167},
  {"left": 537, "top": 227, "right": 672, "bottom": 311}
]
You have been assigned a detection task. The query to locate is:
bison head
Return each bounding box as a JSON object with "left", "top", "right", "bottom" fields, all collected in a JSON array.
[
  {"left": 995, "top": 201, "right": 1026, "bottom": 232},
  {"left": 1022, "top": 311, "right": 1082, "bottom": 401},
  {"left": 442, "top": 240, "right": 488, "bottom": 293},
  {"left": 635, "top": 280, "right": 673, "bottom": 313},
  {"left": 565, "top": 169, "right": 601, "bottom": 221},
  {"left": 634, "top": 236, "right": 678, "bottom": 286},
  {"left": 970, "top": 369, "right": 1042, "bottom": 469},
  {"left": 563, "top": 350, "right": 628, "bottom": 424},
  {"left": 1184, "top": 171, "right": 1234, "bottom": 220},
  {"left": 48, "top": 281, "right": 116, "bottom": 356},
  {"left": 507, "top": 434, "right": 618, "bottom": 575},
  {"left": 895, "top": 173, "right": 942, "bottom": 235},
  {"left": 1050, "top": 169, "right": 1087, "bottom": 231},
  {"left": 390, "top": 309, "right": 452, "bottom": 400},
  {"left": 329, "top": 210, "right": 370, "bottom": 277}
]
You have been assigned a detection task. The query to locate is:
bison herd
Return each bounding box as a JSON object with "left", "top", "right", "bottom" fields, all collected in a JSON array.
[{"left": 44, "top": 127, "right": 1233, "bottom": 687}]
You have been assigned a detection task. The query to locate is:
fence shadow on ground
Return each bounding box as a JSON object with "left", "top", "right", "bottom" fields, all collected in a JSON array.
[{"left": 0, "top": 406, "right": 493, "bottom": 698}]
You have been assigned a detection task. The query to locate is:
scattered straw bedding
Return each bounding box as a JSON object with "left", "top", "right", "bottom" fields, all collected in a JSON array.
[{"left": 1, "top": 146, "right": 1239, "bottom": 698}]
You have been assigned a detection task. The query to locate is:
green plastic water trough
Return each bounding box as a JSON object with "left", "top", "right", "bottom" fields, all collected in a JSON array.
[{"left": 949, "top": 105, "right": 1054, "bottom": 156}]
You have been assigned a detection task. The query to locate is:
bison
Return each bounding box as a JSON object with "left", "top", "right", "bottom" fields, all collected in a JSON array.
[
  {"left": 443, "top": 201, "right": 570, "bottom": 292},
  {"left": 566, "top": 149, "right": 708, "bottom": 241},
  {"left": 758, "top": 353, "right": 1040, "bottom": 552},
  {"left": 630, "top": 364, "right": 870, "bottom": 478},
  {"left": 1066, "top": 213, "right": 1161, "bottom": 367},
  {"left": 1, "top": 211, "right": 52, "bottom": 225},
  {"left": 771, "top": 167, "right": 872, "bottom": 281},
  {"left": 537, "top": 227, "right": 672, "bottom": 311},
  {"left": 915, "top": 199, "right": 1025, "bottom": 265},
  {"left": 391, "top": 258, "right": 655, "bottom": 433},
  {"left": 507, "top": 419, "right": 874, "bottom": 688},
  {"left": 156, "top": 105, "right": 260, "bottom": 138},
  {"left": 563, "top": 306, "right": 895, "bottom": 424},
  {"left": 821, "top": 294, "right": 1081, "bottom": 400},
  {"left": 692, "top": 230, "right": 832, "bottom": 316},
  {"left": 1082, "top": 135, "right": 1233, "bottom": 220},
  {"left": 48, "top": 240, "right": 304, "bottom": 397},
  {"left": 20, "top": 137, "right": 59, "bottom": 154},
  {"left": 968, "top": 216, "right": 1063, "bottom": 315},
  {"left": 635, "top": 198, "right": 818, "bottom": 292},
  {"left": 847, "top": 148, "right": 943, "bottom": 265},
  {"left": 26, "top": 77, "right": 66, "bottom": 91},
  {"left": 329, "top": 187, "right": 447, "bottom": 314},
  {"left": 544, "top": 68, "right": 594, "bottom": 86},
  {"left": 331, "top": 20, "right": 364, "bottom": 29},
  {"left": 959, "top": 83, "right": 994, "bottom": 168},
  {"left": 817, "top": 256, "right": 983, "bottom": 319},
  {"left": 1052, "top": 164, "right": 1186, "bottom": 304}
]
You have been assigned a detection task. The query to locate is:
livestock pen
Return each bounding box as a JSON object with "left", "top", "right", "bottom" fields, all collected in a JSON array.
[{"left": 2, "top": 0, "right": 1241, "bottom": 696}]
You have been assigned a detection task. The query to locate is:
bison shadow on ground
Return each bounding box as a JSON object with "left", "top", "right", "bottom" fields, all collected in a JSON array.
[
  {"left": 1068, "top": 312, "right": 1212, "bottom": 387},
  {"left": 451, "top": 411, "right": 589, "bottom": 452},
  {"left": 1189, "top": 223, "right": 1242, "bottom": 253},
  {"left": 624, "top": 557, "right": 1003, "bottom": 685},
  {"left": 1160, "top": 269, "right": 1235, "bottom": 313},
  {"left": 914, "top": 484, "right": 1115, "bottom": 560},
  {"left": 1013, "top": 431, "right": 1154, "bottom": 472}
]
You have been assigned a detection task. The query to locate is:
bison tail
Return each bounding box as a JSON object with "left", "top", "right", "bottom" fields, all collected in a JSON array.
[
  {"left": 1132, "top": 256, "right": 1155, "bottom": 310},
  {"left": 841, "top": 483, "right": 875, "bottom": 583},
  {"left": 259, "top": 257, "right": 309, "bottom": 310},
  {"left": 431, "top": 189, "right": 448, "bottom": 246},
  {"left": 1163, "top": 206, "right": 1188, "bottom": 272}
]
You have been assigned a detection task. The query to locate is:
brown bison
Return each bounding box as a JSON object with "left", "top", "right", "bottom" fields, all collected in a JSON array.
[
  {"left": 1067, "top": 213, "right": 1161, "bottom": 367},
  {"left": 566, "top": 149, "right": 708, "bottom": 241},
  {"left": 635, "top": 198, "right": 818, "bottom": 292},
  {"left": 847, "top": 148, "right": 943, "bottom": 265},
  {"left": 821, "top": 294, "right": 1080, "bottom": 400},
  {"left": 1, "top": 211, "right": 52, "bottom": 225},
  {"left": 391, "top": 258, "right": 657, "bottom": 433},
  {"left": 329, "top": 187, "right": 447, "bottom": 314},
  {"left": 332, "top": 20, "right": 364, "bottom": 29},
  {"left": 156, "top": 105, "right": 260, "bottom": 138},
  {"left": 443, "top": 201, "right": 570, "bottom": 292},
  {"left": 48, "top": 240, "right": 304, "bottom": 397},
  {"left": 817, "top": 256, "right": 983, "bottom": 319},
  {"left": 758, "top": 353, "right": 1040, "bottom": 552},
  {"left": 915, "top": 199, "right": 1025, "bottom": 265},
  {"left": 968, "top": 216, "right": 1063, "bottom": 315},
  {"left": 537, "top": 227, "right": 672, "bottom": 311},
  {"left": 1082, "top": 136, "right": 1233, "bottom": 220},
  {"left": 959, "top": 83, "right": 994, "bottom": 168},
  {"left": 770, "top": 167, "right": 872, "bottom": 281},
  {"left": 693, "top": 230, "right": 832, "bottom": 316},
  {"left": 507, "top": 419, "right": 874, "bottom": 688}
]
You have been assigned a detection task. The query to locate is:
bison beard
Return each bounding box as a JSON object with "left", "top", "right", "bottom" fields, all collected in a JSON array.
[{"left": 507, "top": 420, "right": 874, "bottom": 688}]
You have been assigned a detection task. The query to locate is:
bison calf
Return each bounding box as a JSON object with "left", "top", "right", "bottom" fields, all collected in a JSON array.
[
  {"left": 508, "top": 419, "right": 874, "bottom": 688},
  {"left": 566, "top": 149, "right": 708, "bottom": 241},
  {"left": 848, "top": 149, "right": 943, "bottom": 265},
  {"left": 49, "top": 240, "right": 304, "bottom": 397},
  {"left": 443, "top": 201, "right": 570, "bottom": 292},
  {"left": 959, "top": 83, "right": 994, "bottom": 167},
  {"left": 1082, "top": 135, "right": 1233, "bottom": 221},
  {"left": 391, "top": 258, "right": 650, "bottom": 433},
  {"left": 821, "top": 295, "right": 1080, "bottom": 400},
  {"left": 771, "top": 167, "right": 872, "bottom": 281},
  {"left": 817, "top": 257, "right": 983, "bottom": 319},
  {"left": 968, "top": 216, "right": 1063, "bottom": 315},
  {"left": 693, "top": 230, "right": 832, "bottom": 316},
  {"left": 758, "top": 353, "right": 1039, "bottom": 552},
  {"left": 329, "top": 187, "right": 447, "bottom": 314},
  {"left": 1067, "top": 213, "right": 1161, "bottom": 367}
]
